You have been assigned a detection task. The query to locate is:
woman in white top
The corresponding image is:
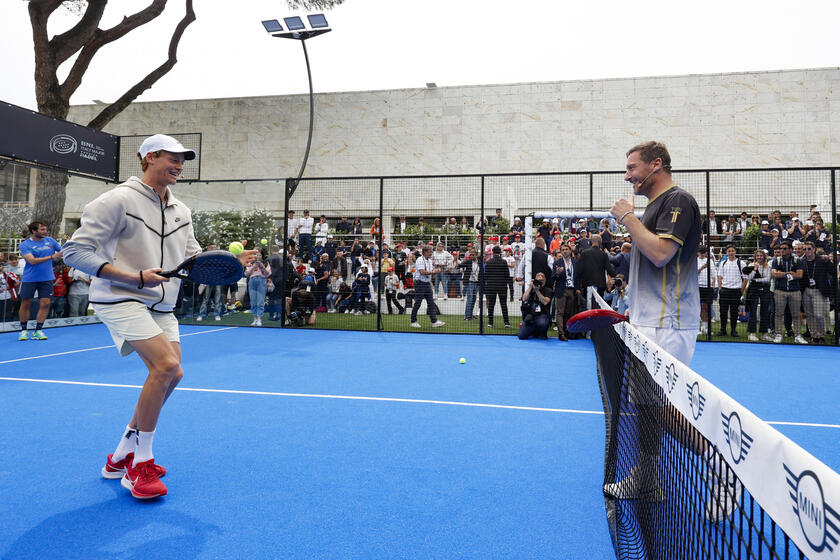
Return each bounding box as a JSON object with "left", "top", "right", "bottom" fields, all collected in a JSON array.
[{"left": 314, "top": 215, "right": 329, "bottom": 246}]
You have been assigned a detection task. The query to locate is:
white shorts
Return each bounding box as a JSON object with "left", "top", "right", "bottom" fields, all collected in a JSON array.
[
  {"left": 635, "top": 326, "right": 697, "bottom": 367},
  {"left": 629, "top": 326, "right": 697, "bottom": 406},
  {"left": 92, "top": 301, "right": 180, "bottom": 357}
]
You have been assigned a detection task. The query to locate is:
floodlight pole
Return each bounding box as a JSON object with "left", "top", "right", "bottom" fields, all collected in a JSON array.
[
  {"left": 265, "top": 18, "right": 330, "bottom": 328},
  {"left": 296, "top": 39, "right": 315, "bottom": 193},
  {"left": 266, "top": 23, "right": 331, "bottom": 197}
]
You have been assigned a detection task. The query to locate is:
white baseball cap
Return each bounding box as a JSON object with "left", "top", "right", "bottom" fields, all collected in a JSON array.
[{"left": 138, "top": 134, "right": 196, "bottom": 160}]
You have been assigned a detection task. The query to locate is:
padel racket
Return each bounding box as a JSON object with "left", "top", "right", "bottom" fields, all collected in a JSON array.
[
  {"left": 566, "top": 308, "right": 628, "bottom": 333},
  {"left": 160, "top": 250, "right": 244, "bottom": 286}
]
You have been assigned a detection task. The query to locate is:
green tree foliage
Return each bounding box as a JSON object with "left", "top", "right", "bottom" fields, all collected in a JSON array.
[
  {"left": 193, "top": 209, "right": 276, "bottom": 251},
  {"left": 25, "top": 0, "right": 343, "bottom": 234}
]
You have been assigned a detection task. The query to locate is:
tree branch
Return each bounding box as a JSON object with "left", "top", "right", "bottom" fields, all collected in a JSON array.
[
  {"left": 59, "top": 0, "right": 169, "bottom": 101},
  {"left": 95, "top": 0, "right": 168, "bottom": 48},
  {"left": 50, "top": 0, "right": 107, "bottom": 65},
  {"left": 87, "top": 0, "right": 195, "bottom": 131},
  {"left": 28, "top": 0, "right": 65, "bottom": 16},
  {"left": 29, "top": 0, "right": 64, "bottom": 116}
]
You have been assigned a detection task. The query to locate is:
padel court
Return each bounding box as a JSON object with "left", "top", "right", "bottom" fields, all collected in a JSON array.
[{"left": 1, "top": 325, "right": 838, "bottom": 559}]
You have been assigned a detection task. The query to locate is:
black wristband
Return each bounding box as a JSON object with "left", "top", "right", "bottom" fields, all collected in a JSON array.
[{"left": 138, "top": 270, "right": 145, "bottom": 290}]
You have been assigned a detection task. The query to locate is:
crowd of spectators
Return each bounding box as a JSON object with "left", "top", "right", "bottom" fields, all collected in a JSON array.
[
  {"left": 225, "top": 207, "right": 838, "bottom": 344},
  {"left": 5, "top": 207, "right": 837, "bottom": 347},
  {"left": 1, "top": 250, "right": 92, "bottom": 323}
]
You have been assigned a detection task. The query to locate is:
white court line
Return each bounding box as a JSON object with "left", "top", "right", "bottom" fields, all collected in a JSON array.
[
  {"left": 0, "top": 375, "right": 839, "bottom": 429},
  {"left": 765, "top": 420, "right": 840, "bottom": 429},
  {"left": 0, "top": 327, "right": 238, "bottom": 365},
  {"left": 0, "top": 376, "right": 601, "bottom": 415}
]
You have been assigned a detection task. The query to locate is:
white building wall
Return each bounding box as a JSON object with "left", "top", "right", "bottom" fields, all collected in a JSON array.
[{"left": 64, "top": 67, "right": 840, "bottom": 220}]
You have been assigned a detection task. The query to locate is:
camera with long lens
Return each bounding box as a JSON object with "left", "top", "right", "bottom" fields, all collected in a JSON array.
[
  {"left": 613, "top": 278, "right": 623, "bottom": 290},
  {"left": 288, "top": 311, "right": 305, "bottom": 327}
]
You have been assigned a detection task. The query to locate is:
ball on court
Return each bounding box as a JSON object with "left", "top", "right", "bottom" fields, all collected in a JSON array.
[
  {"left": 228, "top": 241, "right": 244, "bottom": 254},
  {"left": 260, "top": 238, "right": 268, "bottom": 245},
  {"left": 459, "top": 357, "right": 466, "bottom": 364}
]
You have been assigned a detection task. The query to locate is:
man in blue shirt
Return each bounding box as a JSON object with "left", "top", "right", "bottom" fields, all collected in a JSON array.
[{"left": 18, "top": 221, "right": 62, "bottom": 340}]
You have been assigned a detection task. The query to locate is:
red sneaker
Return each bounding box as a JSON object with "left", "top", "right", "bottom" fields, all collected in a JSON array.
[
  {"left": 102, "top": 453, "right": 166, "bottom": 479},
  {"left": 121, "top": 459, "right": 168, "bottom": 499}
]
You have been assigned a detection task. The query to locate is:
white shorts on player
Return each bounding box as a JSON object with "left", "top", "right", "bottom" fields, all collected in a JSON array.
[
  {"left": 636, "top": 325, "right": 698, "bottom": 367},
  {"left": 93, "top": 301, "right": 180, "bottom": 357}
]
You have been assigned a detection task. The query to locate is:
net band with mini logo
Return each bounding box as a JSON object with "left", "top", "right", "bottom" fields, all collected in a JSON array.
[{"left": 588, "top": 288, "right": 840, "bottom": 559}]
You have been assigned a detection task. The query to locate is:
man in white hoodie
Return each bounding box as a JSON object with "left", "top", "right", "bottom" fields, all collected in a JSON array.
[{"left": 63, "top": 134, "right": 254, "bottom": 500}]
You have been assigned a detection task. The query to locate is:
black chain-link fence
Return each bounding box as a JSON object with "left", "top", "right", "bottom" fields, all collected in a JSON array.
[
  {"left": 168, "top": 167, "right": 839, "bottom": 346},
  {"left": 118, "top": 133, "right": 202, "bottom": 182}
]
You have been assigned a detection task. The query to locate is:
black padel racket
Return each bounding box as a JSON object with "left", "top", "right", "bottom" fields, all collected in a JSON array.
[{"left": 160, "top": 250, "right": 244, "bottom": 286}]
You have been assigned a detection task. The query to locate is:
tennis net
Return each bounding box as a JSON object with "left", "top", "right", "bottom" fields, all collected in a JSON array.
[{"left": 588, "top": 289, "right": 840, "bottom": 559}]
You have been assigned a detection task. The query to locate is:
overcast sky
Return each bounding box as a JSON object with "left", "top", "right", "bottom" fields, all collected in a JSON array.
[{"left": 2, "top": 0, "right": 838, "bottom": 112}]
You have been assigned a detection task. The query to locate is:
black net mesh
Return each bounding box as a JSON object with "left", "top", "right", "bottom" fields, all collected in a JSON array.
[
  {"left": 590, "top": 291, "right": 806, "bottom": 559},
  {"left": 118, "top": 133, "right": 201, "bottom": 182},
  {"left": 162, "top": 168, "right": 838, "bottom": 349}
]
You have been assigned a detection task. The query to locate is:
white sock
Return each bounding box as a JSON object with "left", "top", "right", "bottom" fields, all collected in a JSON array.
[
  {"left": 133, "top": 430, "right": 156, "bottom": 466},
  {"left": 112, "top": 425, "right": 138, "bottom": 462}
]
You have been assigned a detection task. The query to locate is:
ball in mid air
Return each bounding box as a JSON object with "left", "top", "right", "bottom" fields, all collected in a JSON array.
[
  {"left": 459, "top": 357, "right": 466, "bottom": 364},
  {"left": 260, "top": 238, "right": 268, "bottom": 245},
  {"left": 228, "top": 241, "right": 244, "bottom": 255}
]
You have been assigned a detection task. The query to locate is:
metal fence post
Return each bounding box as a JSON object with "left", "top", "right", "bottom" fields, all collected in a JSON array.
[
  {"left": 479, "top": 175, "right": 485, "bottom": 335},
  {"left": 832, "top": 169, "right": 838, "bottom": 345},
  {"left": 705, "top": 171, "right": 712, "bottom": 341},
  {"left": 377, "top": 177, "right": 384, "bottom": 331},
  {"left": 279, "top": 177, "right": 293, "bottom": 328}
]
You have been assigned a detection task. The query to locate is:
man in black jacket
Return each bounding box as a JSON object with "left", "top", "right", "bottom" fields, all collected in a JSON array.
[
  {"left": 267, "top": 246, "right": 299, "bottom": 321},
  {"left": 551, "top": 243, "right": 579, "bottom": 341},
  {"left": 529, "top": 237, "right": 552, "bottom": 281},
  {"left": 575, "top": 234, "right": 615, "bottom": 307},
  {"left": 801, "top": 241, "right": 835, "bottom": 344},
  {"left": 484, "top": 246, "right": 511, "bottom": 328}
]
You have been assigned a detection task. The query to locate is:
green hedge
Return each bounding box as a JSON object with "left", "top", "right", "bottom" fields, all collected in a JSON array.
[{"left": 193, "top": 209, "right": 276, "bottom": 252}]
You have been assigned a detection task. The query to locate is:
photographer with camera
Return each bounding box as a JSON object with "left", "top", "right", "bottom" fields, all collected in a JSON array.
[
  {"left": 286, "top": 274, "right": 317, "bottom": 326},
  {"left": 517, "top": 272, "right": 554, "bottom": 340},
  {"left": 604, "top": 274, "right": 629, "bottom": 316}
]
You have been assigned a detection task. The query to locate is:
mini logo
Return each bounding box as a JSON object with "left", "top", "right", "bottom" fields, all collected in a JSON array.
[
  {"left": 633, "top": 332, "right": 641, "bottom": 355},
  {"left": 686, "top": 381, "right": 705, "bottom": 420},
  {"left": 640, "top": 340, "right": 649, "bottom": 363},
  {"left": 49, "top": 134, "right": 78, "bottom": 154},
  {"left": 721, "top": 411, "right": 753, "bottom": 464},
  {"left": 650, "top": 349, "right": 663, "bottom": 380},
  {"left": 664, "top": 362, "right": 678, "bottom": 393},
  {"left": 784, "top": 465, "right": 840, "bottom": 553},
  {"left": 175, "top": 217, "right": 181, "bottom": 222}
]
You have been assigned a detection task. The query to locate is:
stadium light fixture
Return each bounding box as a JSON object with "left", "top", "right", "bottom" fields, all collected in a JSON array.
[
  {"left": 261, "top": 12, "right": 332, "bottom": 189},
  {"left": 262, "top": 14, "right": 332, "bottom": 41},
  {"left": 263, "top": 13, "right": 332, "bottom": 326}
]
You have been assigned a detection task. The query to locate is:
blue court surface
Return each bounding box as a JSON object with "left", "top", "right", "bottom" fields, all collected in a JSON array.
[{"left": 1, "top": 325, "right": 838, "bottom": 559}]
